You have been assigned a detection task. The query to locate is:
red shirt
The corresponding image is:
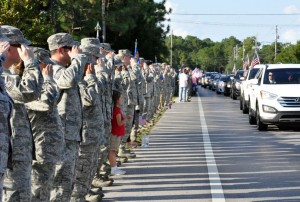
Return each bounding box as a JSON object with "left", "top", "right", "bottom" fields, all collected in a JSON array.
[{"left": 111, "top": 107, "right": 125, "bottom": 136}]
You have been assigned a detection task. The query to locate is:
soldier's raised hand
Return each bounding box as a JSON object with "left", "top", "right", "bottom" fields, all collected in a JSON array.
[
  {"left": 41, "top": 64, "right": 53, "bottom": 78},
  {"left": 17, "top": 45, "right": 34, "bottom": 62},
  {"left": 0, "top": 41, "right": 10, "bottom": 55},
  {"left": 68, "top": 45, "right": 80, "bottom": 58}
]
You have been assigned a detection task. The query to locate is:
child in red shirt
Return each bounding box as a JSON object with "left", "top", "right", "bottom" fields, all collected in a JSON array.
[{"left": 109, "top": 91, "right": 130, "bottom": 175}]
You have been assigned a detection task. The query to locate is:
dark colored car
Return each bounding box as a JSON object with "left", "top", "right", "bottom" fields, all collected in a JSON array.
[
  {"left": 230, "top": 70, "right": 245, "bottom": 100},
  {"left": 211, "top": 74, "right": 221, "bottom": 91},
  {"left": 223, "top": 74, "right": 234, "bottom": 96}
]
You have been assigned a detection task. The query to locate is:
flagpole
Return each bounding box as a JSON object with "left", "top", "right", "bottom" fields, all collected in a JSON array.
[
  {"left": 135, "top": 39, "right": 137, "bottom": 54},
  {"left": 170, "top": 30, "right": 173, "bottom": 67}
]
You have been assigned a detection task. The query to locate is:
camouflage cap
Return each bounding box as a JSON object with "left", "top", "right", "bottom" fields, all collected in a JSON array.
[
  {"left": 30, "top": 47, "right": 55, "bottom": 65},
  {"left": 114, "top": 55, "right": 123, "bottom": 66},
  {"left": 80, "top": 44, "right": 104, "bottom": 59},
  {"left": 0, "top": 31, "right": 10, "bottom": 42},
  {"left": 83, "top": 53, "right": 96, "bottom": 65},
  {"left": 100, "top": 43, "right": 115, "bottom": 52},
  {"left": 118, "top": 49, "right": 133, "bottom": 57},
  {"left": 1, "top": 25, "right": 30, "bottom": 45},
  {"left": 81, "top": 38, "right": 101, "bottom": 47},
  {"left": 47, "top": 33, "right": 76, "bottom": 51}
]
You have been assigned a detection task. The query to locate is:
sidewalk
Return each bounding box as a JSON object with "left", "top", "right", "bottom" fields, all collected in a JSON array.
[{"left": 103, "top": 98, "right": 211, "bottom": 201}]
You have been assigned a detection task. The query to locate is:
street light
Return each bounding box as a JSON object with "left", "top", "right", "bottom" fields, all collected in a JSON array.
[{"left": 95, "top": 21, "right": 101, "bottom": 39}]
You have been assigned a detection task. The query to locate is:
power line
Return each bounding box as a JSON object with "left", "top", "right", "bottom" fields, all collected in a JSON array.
[
  {"left": 172, "top": 13, "right": 300, "bottom": 16},
  {"left": 171, "top": 21, "right": 300, "bottom": 27}
]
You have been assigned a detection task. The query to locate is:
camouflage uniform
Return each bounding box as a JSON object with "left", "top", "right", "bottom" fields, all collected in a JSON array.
[
  {"left": 47, "top": 33, "right": 87, "bottom": 202},
  {"left": 26, "top": 47, "right": 65, "bottom": 202},
  {"left": 164, "top": 66, "right": 172, "bottom": 106},
  {"left": 143, "top": 63, "right": 154, "bottom": 121},
  {"left": 71, "top": 42, "right": 104, "bottom": 202},
  {"left": 1, "top": 26, "right": 43, "bottom": 202},
  {"left": 0, "top": 32, "right": 13, "bottom": 202},
  {"left": 153, "top": 65, "right": 161, "bottom": 115},
  {"left": 130, "top": 62, "right": 142, "bottom": 142}
]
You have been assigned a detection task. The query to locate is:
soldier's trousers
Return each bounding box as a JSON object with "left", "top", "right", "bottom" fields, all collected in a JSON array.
[
  {"left": 31, "top": 161, "right": 56, "bottom": 202},
  {"left": 71, "top": 144, "right": 98, "bottom": 201},
  {"left": 130, "top": 109, "right": 140, "bottom": 142},
  {"left": 99, "top": 125, "right": 111, "bottom": 176},
  {"left": 50, "top": 140, "right": 79, "bottom": 202},
  {"left": 122, "top": 104, "right": 134, "bottom": 143},
  {"left": 0, "top": 173, "right": 3, "bottom": 202},
  {"left": 3, "top": 161, "right": 32, "bottom": 202},
  {"left": 143, "top": 96, "right": 151, "bottom": 121}
]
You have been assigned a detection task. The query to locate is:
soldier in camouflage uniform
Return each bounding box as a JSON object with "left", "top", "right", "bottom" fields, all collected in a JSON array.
[
  {"left": 25, "top": 47, "right": 65, "bottom": 202},
  {"left": 1, "top": 25, "right": 43, "bottom": 202},
  {"left": 153, "top": 64, "right": 161, "bottom": 115},
  {"left": 71, "top": 41, "right": 104, "bottom": 202},
  {"left": 118, "top": 49, "right": 136, "bottom": 158},
  {"left": 0, "top": 31, "right": 13, "bottom": 202},
  {"left": 142, "top": 60, "right": 154, "bottom": 124},
  {"left": 164, "top": 65, "right": 172, "bottom": 107},
  {"left": 130, "top": 57, "right": 143, "bottom": 144},
  {"left": 47, "top": 33, "right": 87, "bottom": 202}
]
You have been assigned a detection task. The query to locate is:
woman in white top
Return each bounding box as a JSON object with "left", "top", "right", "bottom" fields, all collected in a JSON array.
[{"left": 179, "top": 68, "right": 188, "bottom": 102}]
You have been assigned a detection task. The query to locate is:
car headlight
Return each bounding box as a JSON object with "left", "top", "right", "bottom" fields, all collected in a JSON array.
[
  {"left": 227, "top": 84, "right": 231, "bottom": 88},
  {"left": 260, "top": 90, "right": 278, "bottom": 100},
  {"left": 262, "top": 105, "right": 277, "bottom": 113}
]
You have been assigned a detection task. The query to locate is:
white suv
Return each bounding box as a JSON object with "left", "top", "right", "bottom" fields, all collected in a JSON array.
[
  {"left": 248, "top": 64, "right": 300, "bottom": 131},
  {"left": 240, "top": 66, "right": 262, "bottom": 114}
]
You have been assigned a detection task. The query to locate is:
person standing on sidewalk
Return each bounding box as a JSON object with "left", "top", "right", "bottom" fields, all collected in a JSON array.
[
  {"left": 109, "top": 90, "right": 129, "bottom": 176},
  {"left": 179, "top": 68, "right": 188, "bottom": 102}
]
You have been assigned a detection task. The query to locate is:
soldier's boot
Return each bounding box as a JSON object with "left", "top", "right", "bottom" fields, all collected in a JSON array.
[
  {"left": 92, "top": 176, "right": 113, "bottom": 188},
  {"left": 85, "top": 193, "right": 102, "bottom": 202},
  {"left": 89, "top": 188, "right": 105, "bottom": 198},
  {"left": 116, "top": 155, "right": 128, "bottom": 163},
  {"left": 100, "top": 162, "right": 111, "bottom": 176},
  {"left": 118, "top": 148, "right": 136, "bottom": 159}
]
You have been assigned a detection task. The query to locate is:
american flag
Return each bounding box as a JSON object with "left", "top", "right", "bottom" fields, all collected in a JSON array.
[
  {"left": 250, "top": 53, "right": 260, "bottom": 69},
  {"left": 243, "top": 54, "right": 250, "bottom": 70}
]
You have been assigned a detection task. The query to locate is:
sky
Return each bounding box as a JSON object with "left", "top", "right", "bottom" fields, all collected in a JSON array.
[{"left": 155, "top": 0, "right": 300, "bottom": 45}]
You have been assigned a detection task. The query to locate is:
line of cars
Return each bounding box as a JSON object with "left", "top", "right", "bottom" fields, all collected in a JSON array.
[
  {"left": 199, "top": 71, "right": 244, "bottom": 99},
  {"left": 200, "top": 64, "right": 300, "bottom": 131}
]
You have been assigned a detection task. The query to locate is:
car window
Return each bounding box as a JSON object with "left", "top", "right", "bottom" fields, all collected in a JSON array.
[
  {"left": 263, "top": 68, "right": 300, "bottom": 84},
  {"left": 249, "top": 68, "right": 259, "bottom": 79}
]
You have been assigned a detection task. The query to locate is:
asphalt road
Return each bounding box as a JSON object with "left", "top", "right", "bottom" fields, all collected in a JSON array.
[{"left": 103, "top": 86, "right": 300, "bottom": 202}]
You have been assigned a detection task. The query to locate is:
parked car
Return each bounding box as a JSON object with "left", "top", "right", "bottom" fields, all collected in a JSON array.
[
  {"left": 216, "top": 75, "right": 229, "bottom": 94},
  {"left": 230, "top": 70, "right": 245, "bottom": 100},
  {"left": 248, "top": 64, "right": 300, "bottom": 131}
]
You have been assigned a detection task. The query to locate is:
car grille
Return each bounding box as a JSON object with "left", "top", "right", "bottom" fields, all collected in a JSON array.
[{"left": 278, "top": 97, "right": 300, "bottom": 107}]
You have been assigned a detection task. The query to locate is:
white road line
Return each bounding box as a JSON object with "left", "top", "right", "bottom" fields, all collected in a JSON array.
[{"left": 198, "top": 95, "right": 226, "bottom": 202}]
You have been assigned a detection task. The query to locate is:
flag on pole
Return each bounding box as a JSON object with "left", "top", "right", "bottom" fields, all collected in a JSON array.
[
  {"left": 232, "top": 63, "right": 236, "bottom": 74},
  {"left": 134, "top": 39, "right": 140, "bottom": 64},
  {"left": 250, "top": 52, "right": 260, "bottom": 69},
  {"left": 243, "top": 54, "right": 250, "bottom": 70}
]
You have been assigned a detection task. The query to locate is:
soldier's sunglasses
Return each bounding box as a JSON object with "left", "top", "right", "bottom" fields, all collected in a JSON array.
[
  {"left": 10, "top": 44, "right": 21, "bottom": 48},
  {"left": 62, "top": 46, "right": 72, "bottom": 51}
]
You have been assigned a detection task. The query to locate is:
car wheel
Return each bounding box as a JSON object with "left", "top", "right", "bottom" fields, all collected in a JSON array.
[
  {"left": 239, "top": 96, "right": 243, "bottom": 110},
  {"left": 248, "top": 100, "right": 256, "bottom": 125},
  {"left": 256, "top": 105, "right": 268, "bottom": 131},
  {"left": 232, "top": 89, "right": 237, "bottom": 100},
  {"left": 242, "top": 96, "right": 248, "bottom": 114}
]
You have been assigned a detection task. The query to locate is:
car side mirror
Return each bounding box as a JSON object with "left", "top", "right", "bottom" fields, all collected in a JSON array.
[
  {"left": 240, "top": 77, "right": 245, "bottom": 81},
  {"left": 250, "top": 78, "right": 259, "bottom": 85}
]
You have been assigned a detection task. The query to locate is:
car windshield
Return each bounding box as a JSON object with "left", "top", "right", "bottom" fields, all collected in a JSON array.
[
  {"left": 220, "top": 76, "right": 227, "bottom": 81},
  {"left": 263, "top": 68, "right": 300, "bottom": 84}
]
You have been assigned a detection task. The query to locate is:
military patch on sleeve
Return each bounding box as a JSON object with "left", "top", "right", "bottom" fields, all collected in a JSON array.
[{"left": 5, "top": 76, "right": 14, "bottom": 92}]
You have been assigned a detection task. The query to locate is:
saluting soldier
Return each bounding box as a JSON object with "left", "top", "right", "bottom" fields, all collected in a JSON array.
[
  {"left": 1, "top": 25, "right": 43, "bottom": 202},
  {"left": 25, "top": 47, "right": 65, "bottom": 202},
  {"left": 0, "top": 30, "right": 13, "bottom": 202},
  {"left": 47, "top": 33, "right": 87, "bottom": 202}
]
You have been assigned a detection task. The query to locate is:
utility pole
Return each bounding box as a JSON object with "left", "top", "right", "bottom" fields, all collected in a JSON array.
[
  {"left": 102, "top": 0, "right": 106, "bottom": 42},
  {"left": 170, "top": 30, "right": 173, "bottom": 67},
  {"left": 275, "top": 25, "right": 278, "bottom": 61}
]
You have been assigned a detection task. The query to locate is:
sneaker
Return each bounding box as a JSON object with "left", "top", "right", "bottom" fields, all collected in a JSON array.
[{"left": 111, "top": 167, "right": 126, "bottom": 176}]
